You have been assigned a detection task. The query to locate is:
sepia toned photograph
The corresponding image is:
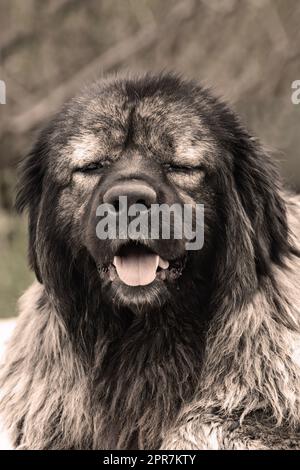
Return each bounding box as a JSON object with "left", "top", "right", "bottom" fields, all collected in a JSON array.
[{"left": 0, "top": 0, "right": 300, "bottom": 458}]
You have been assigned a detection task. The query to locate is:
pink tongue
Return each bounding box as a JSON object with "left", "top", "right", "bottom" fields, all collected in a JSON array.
[{"left": 113, "top": 253, "right": 168, "bottom": 286}]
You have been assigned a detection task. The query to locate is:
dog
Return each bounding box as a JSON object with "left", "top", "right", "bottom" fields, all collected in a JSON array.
[{"left": 1, "top": 73, "right": 300, "bottom": 449}]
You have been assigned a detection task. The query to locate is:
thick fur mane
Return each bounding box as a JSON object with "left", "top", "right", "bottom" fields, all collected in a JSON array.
[
  {"left": 162, "top": 195, "right": 300, "bottom": 449},
  {"left": 1, "top": 196, "right": 300, "bottom": 449},
  {"left": 0, "top": 283, "right": 207, "bottom": 449}
]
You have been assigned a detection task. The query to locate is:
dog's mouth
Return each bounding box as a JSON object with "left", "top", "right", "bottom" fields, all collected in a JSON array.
[
  {"left": 99, "top": 242, "right": 185, "bottom": 287},
  {"left": 113, "top": 243, "right": 169, "bottom": 286}
]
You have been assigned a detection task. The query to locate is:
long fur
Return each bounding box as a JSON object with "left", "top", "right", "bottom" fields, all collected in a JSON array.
[{"left": 1, "top": 73, "right": 300, "bottom": 449}]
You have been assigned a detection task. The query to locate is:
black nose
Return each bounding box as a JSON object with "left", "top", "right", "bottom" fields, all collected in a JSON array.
[{"left": 103, "top": 180, "right": 157, "bottom": 212}]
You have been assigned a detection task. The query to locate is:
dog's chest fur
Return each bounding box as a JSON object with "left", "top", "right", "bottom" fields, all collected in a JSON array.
[{"left": 90, "top": 310, "right": 204, "bottom": 449}]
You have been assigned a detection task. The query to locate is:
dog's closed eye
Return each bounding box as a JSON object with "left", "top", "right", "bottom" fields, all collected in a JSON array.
[
  {"left": 163, "top": 163, "right": 205, "bottom": 173},
  {"left": 74, "top": 160, "right": 111, "bottom": 174}
]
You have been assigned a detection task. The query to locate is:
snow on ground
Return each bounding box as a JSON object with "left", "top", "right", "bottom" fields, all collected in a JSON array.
[{"left": 0, "top": 318, "right": 16, "bottom": 450}]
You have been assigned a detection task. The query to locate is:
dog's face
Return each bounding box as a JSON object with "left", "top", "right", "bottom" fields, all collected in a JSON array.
[{"left": 17, "top": 74, "right": 290, "bottom": 318}]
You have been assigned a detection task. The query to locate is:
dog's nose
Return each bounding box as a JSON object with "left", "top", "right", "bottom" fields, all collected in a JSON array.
[{"left": 103, "top": 180, "right": 157, "bottom": 212}]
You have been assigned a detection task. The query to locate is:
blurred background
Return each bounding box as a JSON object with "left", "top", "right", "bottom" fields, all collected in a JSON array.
[{"left": 0, "top": 0, "right": 299, "bottom": 318}]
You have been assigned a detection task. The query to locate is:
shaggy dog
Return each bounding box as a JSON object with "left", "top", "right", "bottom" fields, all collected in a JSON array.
[{"left": 1, "top": 73, "right": 300, "bottom": 450}]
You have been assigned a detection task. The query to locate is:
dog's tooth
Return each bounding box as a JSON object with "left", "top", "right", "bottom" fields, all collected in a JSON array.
[{"left": 158, "top": 258, "right": 169, "bottom": 270}]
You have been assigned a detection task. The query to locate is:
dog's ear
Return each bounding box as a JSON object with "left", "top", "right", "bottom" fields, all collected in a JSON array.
[
  {"left": 213, "top": 138, "right": 291, "bottom": 309},
  {"left": 15, "top": 138, "right": 46, "bottom": 284},
  {"left": 233, "top": 139, "right": 290, "bottom": 276}
]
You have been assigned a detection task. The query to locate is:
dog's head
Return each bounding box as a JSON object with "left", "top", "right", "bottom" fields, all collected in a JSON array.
[{"left": 16, "top": 73, "right": 291, "bottom": 321}]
